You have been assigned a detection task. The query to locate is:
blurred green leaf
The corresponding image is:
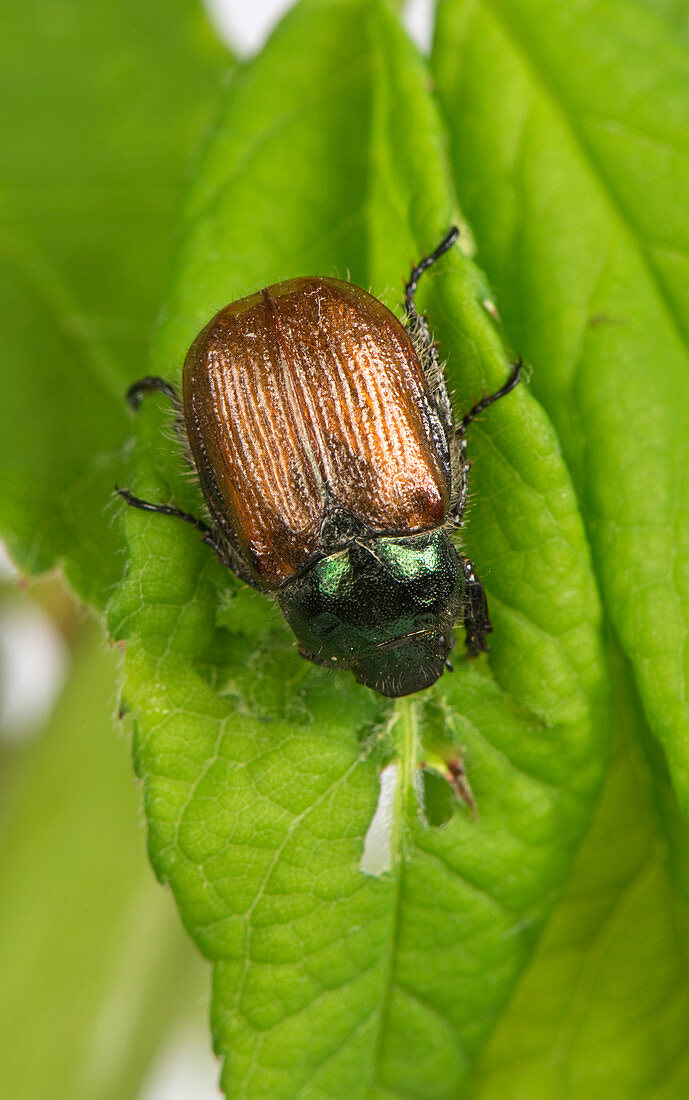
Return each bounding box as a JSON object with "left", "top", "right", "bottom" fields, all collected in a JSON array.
[
  {"left": 468, "top": 643, "right": 689, "bottom": 1099},
  {"left": 638, "top": 0, "right": 689, "bottom": 40},
  {"left": 109, "top": 1, "right": 607, "bottom": 1095},
  {"left": 0, "top": 621, "right": 209, "bottom": 1100},
  {"left": 0, "top": 0, "right": 229, "bottom": 609},
  {"left": 432, "top": 0, "right": 689, "bottom": 815}
]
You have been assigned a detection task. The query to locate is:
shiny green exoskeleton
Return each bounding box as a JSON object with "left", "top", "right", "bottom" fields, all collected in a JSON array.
[
  {"left": 118, "top": 229, "right": 521, "bottom": 697},
  {"left": 279, "top": 531, "right": 465, "bottom": 696}
]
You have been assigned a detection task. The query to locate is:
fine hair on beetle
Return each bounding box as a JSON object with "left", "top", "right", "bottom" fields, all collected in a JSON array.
[{"left": 118, "top": 228, "right": 522, "bottom": 698}]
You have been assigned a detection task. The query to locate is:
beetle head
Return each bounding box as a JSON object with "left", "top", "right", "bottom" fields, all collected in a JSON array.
[{"left": 278, "top": 531, "right": 464, "bottom": 697}]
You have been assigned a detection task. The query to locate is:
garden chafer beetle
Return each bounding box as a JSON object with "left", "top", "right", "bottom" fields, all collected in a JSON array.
[{"left": 118, "top": 229, "right": 521, "bottom": 697}]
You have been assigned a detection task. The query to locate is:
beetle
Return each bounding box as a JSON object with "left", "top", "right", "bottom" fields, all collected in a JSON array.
[{"left": 118, "top": 228, "right": 521, "bottom": 697}]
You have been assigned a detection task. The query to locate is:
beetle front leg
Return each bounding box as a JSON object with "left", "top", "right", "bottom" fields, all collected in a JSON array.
[{"left": 459, "top": 556, "right": 492, "bottom": 656}]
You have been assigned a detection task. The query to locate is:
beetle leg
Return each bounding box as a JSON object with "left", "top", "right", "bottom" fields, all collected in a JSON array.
[
  {"left": 404, "top": 227, "right": 459, "bottom": 319},
  {"left": 120, "top": 379, "right": 262, "bottom": 587},
  {"left": 126, "top": 376, "right": 179, "bottom": 410},
  {"left": 113, "top": 486, "right": 227, "bottom": 563},
  {"left": 457, "top": 359, "right": 523, "bottom": 439},
  {"left": 115, "top": 487, "right": 263, "bottom": 589},
  {"left": 403, "top": 228, "right": 459, "bottom": 387},
  {"left": 405, "top": 229, "right": 462, "bottom": 513},
  {"left": 116, "top": 486, "right": 215, "bottom": 540},
  {"left": 459, "top": 556, "right": 492, "bottom": 656}
]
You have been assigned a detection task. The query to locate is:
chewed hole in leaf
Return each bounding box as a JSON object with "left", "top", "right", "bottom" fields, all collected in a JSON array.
[
  {"left": 419, "top": 767, "right": 456, "bottom": 828},
  {"left": 360, "top": 762, "right": 398, "bottom": 876},
  {"left": 361, "top": 751, "right": 475, "bottom": 879}
]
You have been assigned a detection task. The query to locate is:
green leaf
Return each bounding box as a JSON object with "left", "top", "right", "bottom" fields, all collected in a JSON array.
[
  {"left": 468, "top": 643, "right": 689, "bottom": 1099},
  {"left": 432, "top": 0, "right": 689, "bottom": 813},
  {"left": 0, "top": 621, "right": 208, "bottom": 1099},
  {"left": 636, "top": 0, "right": 689, "bottom": 43},
  {"left": 110, "top": 1, "right": 607, "bottom": 1094},
  {"left": 0, "top": 0, "right": 229, "bottom": 609}
]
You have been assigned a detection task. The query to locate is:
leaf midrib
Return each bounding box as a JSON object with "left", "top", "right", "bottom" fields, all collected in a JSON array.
[{"left": 369, "top": 700, "right": 413, "bottom": 1095}]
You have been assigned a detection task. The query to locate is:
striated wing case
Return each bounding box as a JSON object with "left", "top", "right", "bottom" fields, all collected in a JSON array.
[{"left": 183, "top": 277, "right": 451, "bottom": 589}]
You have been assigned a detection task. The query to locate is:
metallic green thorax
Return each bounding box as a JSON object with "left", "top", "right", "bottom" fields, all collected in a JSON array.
[{"left": 278, "top": 531, "right": 465, "bottom": 697}]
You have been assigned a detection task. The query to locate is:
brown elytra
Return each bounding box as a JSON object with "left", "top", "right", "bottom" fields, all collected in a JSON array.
[{"left": 183, "top": 277, "right": 449, "bottom": 588}]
